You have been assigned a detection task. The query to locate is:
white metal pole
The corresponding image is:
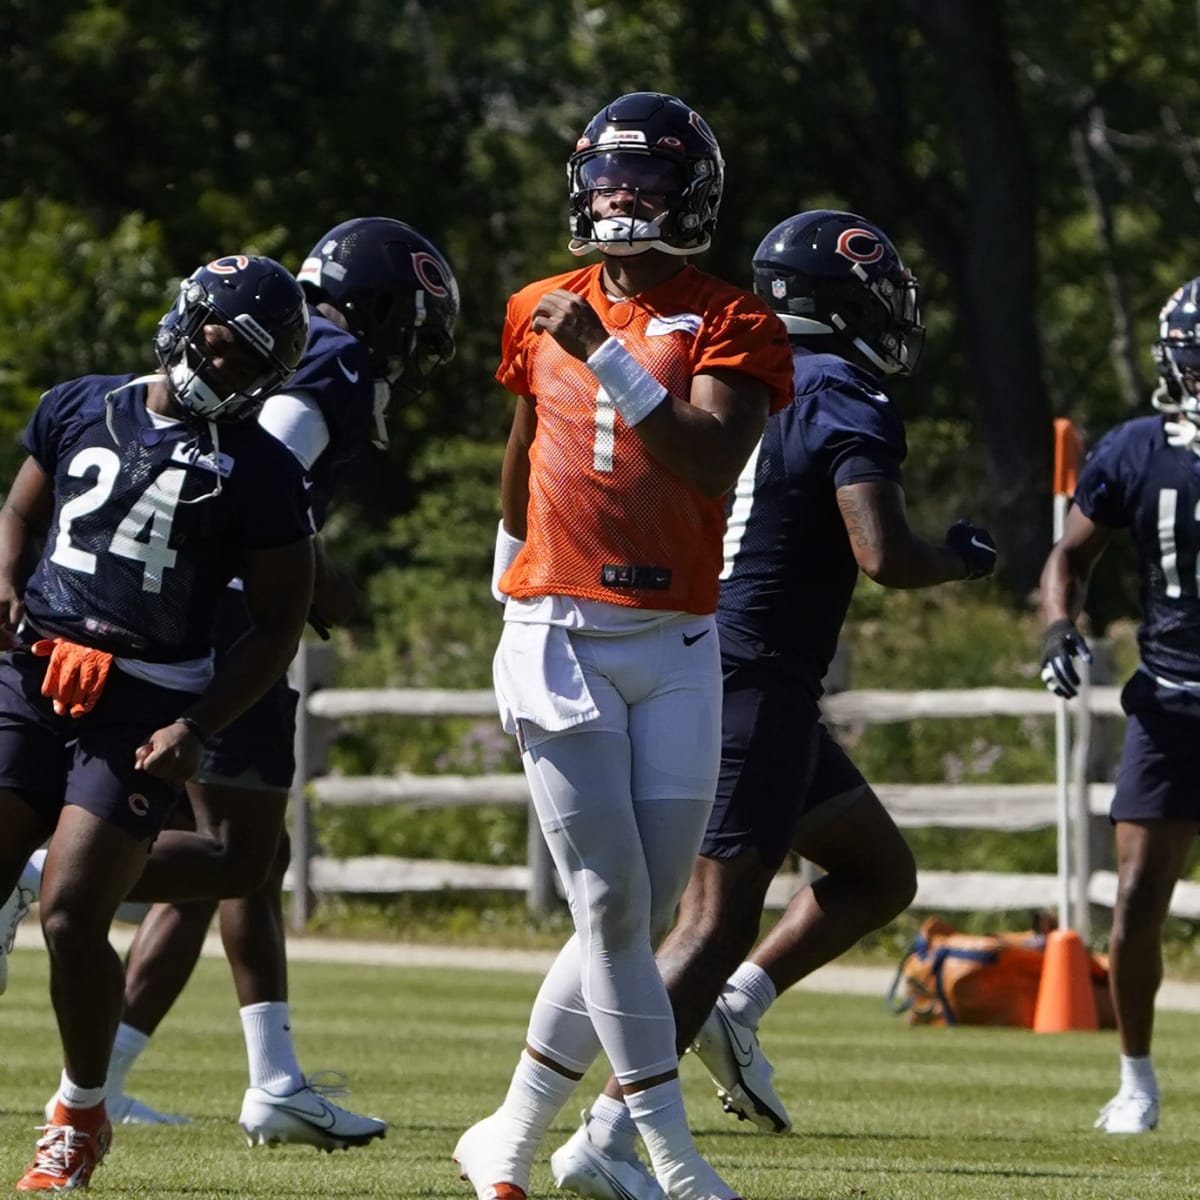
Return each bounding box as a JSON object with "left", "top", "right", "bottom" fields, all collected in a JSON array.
[
  {"left": 1071, "top": 653, "right": 1093, "bottom": 939},
  {"left": 1052, "top": 490, "right": 1072, "bottom": 931}
]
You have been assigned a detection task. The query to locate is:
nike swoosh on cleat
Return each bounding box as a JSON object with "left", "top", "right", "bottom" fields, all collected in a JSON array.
[
  {"left": 970, "top": 536, "right": 994, "bottom": 553},
  {"left": 337, "top": 358, "right": 360, "bottom": 384},
  {"left": 682, "top": 629, "right": 710, "bottom": 646},
  {"left": 274, "top": 1100, "right": 339, "bottom": 1130},
  {"left": 717, "top": 1008, "right": 756, "bottom": 1069}
]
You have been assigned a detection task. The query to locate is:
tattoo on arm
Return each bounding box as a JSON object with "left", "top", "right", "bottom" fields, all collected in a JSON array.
[{"left": 838, "top": 487, "right": 906, "bottom": 562}]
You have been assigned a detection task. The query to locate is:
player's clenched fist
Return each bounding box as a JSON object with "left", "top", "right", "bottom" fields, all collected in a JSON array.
[{"left": 531, "top": 289, "right": 610, "bottom": 361}]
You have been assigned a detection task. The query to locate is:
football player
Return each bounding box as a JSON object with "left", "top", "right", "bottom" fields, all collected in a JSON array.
[
  {"left": 0, "top": 218, "right": 460, "bottom": 1150},
  {"left": 0, "top": 255, "right": 315, "bottom": 1191},
  {"left": 1039, "top": 277, "right": 1200, "bottom": 1135},
  {"left": 549, "top": 211, "right": 997, "bottom": 1200},
  {"left": 452, "top": 93, "right": 793, "bottom": 1200}
]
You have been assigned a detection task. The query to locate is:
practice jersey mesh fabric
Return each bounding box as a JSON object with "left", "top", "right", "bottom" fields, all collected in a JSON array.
[{"left": 496, "top": 263, "right": 792, "bottom": 615}]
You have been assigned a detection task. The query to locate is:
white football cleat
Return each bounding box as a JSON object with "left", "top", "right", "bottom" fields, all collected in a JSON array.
[
  {"left": 453, "top": 1113, "right": 529, "bottom": 1200},
  {"left": 1094, "top": 1091, "right": 1159, "bottom": 1134},
  {"left": 550, "top": 1111, "right": 665, "bottom": 1200},
  {"left": 239, "top": 1074, "right": 386, "bottom": 1151},
  {"left": 0, "top": 883, "right": 34, "bottom": 995},
  {"left": 44, "top": 1092, "right": 192, "bottom": 1126},
  {"left": 689, "top": 998, "right": 791, "bottom": 1134}
]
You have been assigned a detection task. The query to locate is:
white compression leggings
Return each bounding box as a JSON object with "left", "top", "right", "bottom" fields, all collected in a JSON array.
[{"left": 520, "top": 729, "right": 712, "bottom": 1086}]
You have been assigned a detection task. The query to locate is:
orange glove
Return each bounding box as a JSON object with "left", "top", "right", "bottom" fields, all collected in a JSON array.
[{"left": 31, "top": 638, "right": 115, "bottom": 718}]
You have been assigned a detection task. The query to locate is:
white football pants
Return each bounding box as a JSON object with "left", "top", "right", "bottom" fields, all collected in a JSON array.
[{"left": 514, "top": 615, "right": 720, "bottom": 1085}]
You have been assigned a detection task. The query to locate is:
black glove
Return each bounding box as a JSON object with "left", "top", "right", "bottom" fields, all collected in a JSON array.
[
  {"left": 1040, "top": 618, "right": 1092, "bottom": 698},
  {"left": 945, "top": 520, "right": 997, "bottom": 581}
]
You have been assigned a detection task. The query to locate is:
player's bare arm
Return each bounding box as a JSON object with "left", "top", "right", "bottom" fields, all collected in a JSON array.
[
  {"left": 1040, "top": 504, "right": 1111, "bottom": 623},
  {"left": 0, "top": 457, "right": 52, "bottom": 637},
  {"left": 640, "top": 368, "right": 770, "bottom": 498},
  {"left": 500, "top": 396, "right": 537, "bottom": 540},
  {"left": 836, "top": 480, "right": 966, "bottom": 589},
  {"left": 311, "top": 536, "right": 358, "bottom": 628},
  {"left": 179, "top": 536, "right": 314, "bottom": 740}
]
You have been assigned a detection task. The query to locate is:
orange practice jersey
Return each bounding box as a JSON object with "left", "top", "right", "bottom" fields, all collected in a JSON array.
[{"left": 497, "top": 263, "right": 792, "bottom": 615}]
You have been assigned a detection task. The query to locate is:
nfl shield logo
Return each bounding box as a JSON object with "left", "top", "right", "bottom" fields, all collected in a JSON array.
[{"left": 771, "top": 278, "right": 787, "bottom": 299}]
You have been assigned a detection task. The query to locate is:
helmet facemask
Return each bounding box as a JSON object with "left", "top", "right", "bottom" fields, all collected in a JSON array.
[
  {"left": 847, "top": 265, "right": 924, "bottom": 376},
  {"left": 770, "top": 266, "right": 924, "bottom": 376},
  {"left": 157, "top": 288, "right": 294, "bottom": 423},
  {"left": 568, "top": 148, "right": 713, "bottom": 257},
  {"left": 154, "top": 260, "right": 307, "bottom": 425},
  {"left": 1153, "top": 341, "right": 1200, "bottom": 454},
  {"left": 366, "top": 296, "right": 457, "bottom": 449}
]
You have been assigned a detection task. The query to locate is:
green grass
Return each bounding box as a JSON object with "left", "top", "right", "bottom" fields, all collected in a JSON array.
[{"left": 2, "top": 947, "right": 1200, "bottom": 1198}]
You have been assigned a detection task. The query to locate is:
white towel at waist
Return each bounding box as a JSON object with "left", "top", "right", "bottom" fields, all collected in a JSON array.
[{"left": 492, "top": 621, "right": 600, "bottom": 735}]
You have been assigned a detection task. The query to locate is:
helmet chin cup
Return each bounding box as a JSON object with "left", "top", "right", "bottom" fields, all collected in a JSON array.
[
  {"left": 569, "top": 216, "right": 711, "bottom": 259},
  {"left": 168, "top": 357, "right": 256, "bottom": 422},
  {"left": 168, "top": 358, "right": 222, "bottom": 416}
]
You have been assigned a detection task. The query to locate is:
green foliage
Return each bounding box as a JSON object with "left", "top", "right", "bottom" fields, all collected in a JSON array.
[
  {"left": 842, "top": 587, "right": 1051, "bottom": 792},
  {"left": 0, "top": 198, "right": 170, "bottom": 484}
]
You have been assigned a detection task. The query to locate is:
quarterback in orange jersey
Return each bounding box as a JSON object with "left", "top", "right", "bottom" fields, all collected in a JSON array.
[{"left": 454, "top": 93, "right": 791, "bottom": 1200}]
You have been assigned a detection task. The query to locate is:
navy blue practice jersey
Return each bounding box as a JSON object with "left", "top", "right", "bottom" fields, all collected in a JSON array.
[
  {"left": 1075, "top": 414, "right": 1200, "bottom": 682},
  {"left": 21, "top": 374, "right": 313, "bottom": 662},
  {"left": 717, "top": 348, "right": 907, "bottom": 694},
  {"left": 287, "top": 311, "right": 375, "bottom": 528}
]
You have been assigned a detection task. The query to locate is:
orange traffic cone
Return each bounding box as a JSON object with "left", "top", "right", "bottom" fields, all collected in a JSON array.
[{"left": 1033, "top": 929, "right": 1099, "bottom": 1032}]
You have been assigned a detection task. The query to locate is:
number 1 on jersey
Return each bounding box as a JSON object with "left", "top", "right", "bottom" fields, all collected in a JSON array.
[
  {"left": 1158, "top": 486, "right": 1200, "bottom": 599},
  {"left": 593, "top": 386, "right": 616, "bottom": 472}
]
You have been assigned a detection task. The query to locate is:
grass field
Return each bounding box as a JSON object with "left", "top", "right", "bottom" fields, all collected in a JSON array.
[{"left": 2, "top": 947, "right": 1200, "bottom": 1199}]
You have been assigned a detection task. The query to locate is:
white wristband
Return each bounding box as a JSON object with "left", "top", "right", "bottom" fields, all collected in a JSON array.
[
  {"left": 586, "top": 336, "right": 668, "bottom": 427},
  {"left": 491, "top": 520, "right": 525, "bottom": 603}
]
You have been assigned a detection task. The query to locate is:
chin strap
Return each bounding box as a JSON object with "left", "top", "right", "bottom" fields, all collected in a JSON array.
[{"left": 1151, "top": 379, "right": 1183, "bottom": 413}]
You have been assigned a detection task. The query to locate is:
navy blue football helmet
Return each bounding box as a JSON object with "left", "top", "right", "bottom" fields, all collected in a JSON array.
[
  {"left": 568, "top": 92, "right": 724, "bottom": 257},
  {"left": 154, "top": 255, "right": 309, "bottom": 423},
  {"left": 753, "top": 210, "right": 923, "bottom": 376},
  {"left": 1152, "top": 278, "right": 1200, "bottom": 413},
  {"left": 298, "top": 217, "right": 458, "bottom": 415}
]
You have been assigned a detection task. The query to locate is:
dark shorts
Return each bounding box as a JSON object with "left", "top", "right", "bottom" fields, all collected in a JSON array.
[
  {"left": 0, "top": 646, "right": 193, "bottom": 841},
  {"left": 1111, "top": 670, "right": 1200, "bottom": 822},
  {"left": 701, "top": 655, "right": 867, "bottom": 869},
  {"left": 193, "top": 588, "right": 297, "bottom": 791},
  {"left": 195, "top": 676, "right": 298, "bottom": 790}
]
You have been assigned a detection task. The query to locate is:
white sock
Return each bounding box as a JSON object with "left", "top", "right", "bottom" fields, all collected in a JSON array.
[
  {"left": 1119, "top": 1054, "right": 1158, "bottom": 1097},
  {"left": 721, "top": 962, "right": 777, "bottom": 1028},
  {"left": 105, "top": 1022, "right": 150, "bottom": 1099},
  {"left": 477, "top": 1051, "right": 577, "bottom": 1191},
  {"left": 625, "top": 1079, "right": 733, "bottom": 1199},
  {"left": 586, "top": 1092, "right": 639, "bottom": 1158},
  {"left": 59, "top": 1071, "right": 106, "bottom": 1111},
  {"left": 499, "top": 1051, "right": 577, "bottom": 1143},
  {"left": 20, "top": 849, "right": 46, "bottom": 900},
  {"left": 240, "top": 1002, "right": 303, "bottom": 1095}
]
